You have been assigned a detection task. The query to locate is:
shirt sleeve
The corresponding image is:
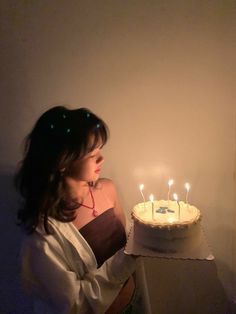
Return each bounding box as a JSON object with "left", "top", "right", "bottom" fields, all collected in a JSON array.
[
  {"left": 21, "top": 233, "right": 136, "bottom": 314},
  {"left": 82, "top": 248, "right": 136, "bottom": 313}
]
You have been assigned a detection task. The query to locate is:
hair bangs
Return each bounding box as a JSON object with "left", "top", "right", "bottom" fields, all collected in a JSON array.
[{"left": 84, "top": 118, "right": 109, "bottom": 155}]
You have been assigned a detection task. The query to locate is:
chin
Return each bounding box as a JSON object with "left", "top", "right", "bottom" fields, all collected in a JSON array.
[
  {"left": 94, "top": 174, "right": 100, "bottom": 181},
  {"left": 90, "top": 174, "right": 100, "bottom": 182}
]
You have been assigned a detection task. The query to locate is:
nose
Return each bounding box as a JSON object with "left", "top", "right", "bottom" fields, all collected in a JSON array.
[{"left": 96, "top": 154, "right": 104, "bottom": 165}]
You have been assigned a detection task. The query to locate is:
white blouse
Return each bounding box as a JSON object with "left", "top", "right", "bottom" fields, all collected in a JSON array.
[{"left": 20, "top": 217, "right": 136, "bottom": 314}]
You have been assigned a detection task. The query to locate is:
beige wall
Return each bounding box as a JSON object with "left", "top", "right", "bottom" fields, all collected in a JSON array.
[{"left": 1, "top": 0, "right": 235, "bottom": 303}]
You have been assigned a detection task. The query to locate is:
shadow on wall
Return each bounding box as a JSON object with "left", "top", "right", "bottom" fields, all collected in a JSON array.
[
  {"left": 215, "top": 251, "right": 236, "bottom": 314},
  {"left": 209, "top": 223, "right": 236, "bottom": 301},
  {"left": 220, "top": 265, "right": 236, "bottom": 314},
  {"left": 0, "top": 167, "right": 33, "bottom": 314}
]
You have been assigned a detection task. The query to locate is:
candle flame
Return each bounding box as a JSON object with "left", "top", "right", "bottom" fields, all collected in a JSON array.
[
  {"left": 139, "top": 184, "right": 144, "bottom": 191},
  {"left": 149, "top": 194, "right": 154, "bottom": 202},
  {"left": 168, "top": 179, "right": 174, "bottom": 187},
  {"left": 173, "top": 193, "right": 178, "bottom": 201},
  {"left": 185, "top": 183, "right": 190, "bottom": 191}
]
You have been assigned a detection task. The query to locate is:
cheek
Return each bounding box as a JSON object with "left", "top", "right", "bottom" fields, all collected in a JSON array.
[
  {"left": 75, "top": 160, "right": 94, "bottom": 180},
  {"left": 68, "top": 160, "right": 86, "bottom": 179},
  {"left": 79, "top": 162, "right": 91, "bottom": 176}
]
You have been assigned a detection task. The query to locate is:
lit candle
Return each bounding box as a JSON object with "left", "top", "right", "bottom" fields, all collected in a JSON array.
[
  {"left": 139, "top": 184, "right": 146, "bottom": 203},
  {"left": 139, "top": 184, "right": 146, "bottom": 210},
  {"left": 173, "top": 193, "right": 178, "bottom": 202},
  {"left": 149, "top": 194, "right": 155, "bottom": 220},
  {"left": 173, "top": 193, "right": 180, "bottom": 221},
  {"left": 168, "top": 179, "right": 174, "bottom": 204},
  {"left": 185, "top": 183, "right": 190, "bottom": 205}
]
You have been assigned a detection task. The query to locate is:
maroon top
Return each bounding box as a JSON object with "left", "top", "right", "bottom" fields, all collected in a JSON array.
[{"left": 79, "top": 208, "right": 127, "bottom": 268}]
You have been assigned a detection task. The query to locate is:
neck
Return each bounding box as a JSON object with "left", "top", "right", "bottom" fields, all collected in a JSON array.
[
  {"left": 65, "top": 178, "right": 90, "bottom": 201},
  {"left": 65, "top": 177, "right": 98, "bottom": 216}
]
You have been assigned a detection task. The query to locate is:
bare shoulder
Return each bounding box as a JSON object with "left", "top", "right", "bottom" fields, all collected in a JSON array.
[
  {"left": 97, "top": 178, "right": 126, "bottom": 226},
  {"left": 97, "top": 178, "right": 117, "bottom": 198},
  {"left": 96, "top": 178, "right": 119, "bottom": 206}
]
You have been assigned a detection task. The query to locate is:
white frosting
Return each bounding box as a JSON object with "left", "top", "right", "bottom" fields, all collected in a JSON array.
[
  {"left": 132, "top": 200, "right": 202, "bottom": 253},
  {"left": 132, "top": 200, "right": 200, "bottom": 227}
]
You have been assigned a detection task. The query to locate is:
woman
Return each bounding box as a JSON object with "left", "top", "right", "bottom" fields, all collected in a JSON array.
[{"left": 15, "top": 106, "right": 138, "bottom": 313}]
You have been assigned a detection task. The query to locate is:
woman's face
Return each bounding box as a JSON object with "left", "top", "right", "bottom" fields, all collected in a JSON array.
[{"left": 67, "top": 145, "right": 104, "bottom": 182}]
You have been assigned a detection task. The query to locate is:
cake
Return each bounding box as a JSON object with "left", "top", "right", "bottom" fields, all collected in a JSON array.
[{"left": 132, "top": 200, "right": 201, "bottom": 253}]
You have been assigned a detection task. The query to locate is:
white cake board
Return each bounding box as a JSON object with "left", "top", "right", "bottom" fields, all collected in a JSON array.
[{"left": 124, "top": 224, "right": 214, "bottom": 260}]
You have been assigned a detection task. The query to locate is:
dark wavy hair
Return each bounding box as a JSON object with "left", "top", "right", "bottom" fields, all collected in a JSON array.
[{"left": 15, "top": 106, "right": 109, "bottom": 234}]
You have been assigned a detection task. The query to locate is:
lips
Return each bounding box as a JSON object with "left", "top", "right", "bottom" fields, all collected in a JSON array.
[{"left": 95, "top": 168, "right": 101, "bottom": 173}]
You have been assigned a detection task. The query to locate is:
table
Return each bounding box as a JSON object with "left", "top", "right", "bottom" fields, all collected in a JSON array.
[{"left": 136, "top": 258, "right": 228, "bottom": 314}]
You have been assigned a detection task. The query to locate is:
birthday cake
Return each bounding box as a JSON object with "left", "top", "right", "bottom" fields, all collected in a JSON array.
[{"left": 132, "top": 200, "right": 201, "bottom": 253}]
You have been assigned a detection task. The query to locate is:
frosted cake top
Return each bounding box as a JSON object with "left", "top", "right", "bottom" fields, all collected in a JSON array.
[{"left": 132, "top": 200, "right": 201, "bottom": 227}]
